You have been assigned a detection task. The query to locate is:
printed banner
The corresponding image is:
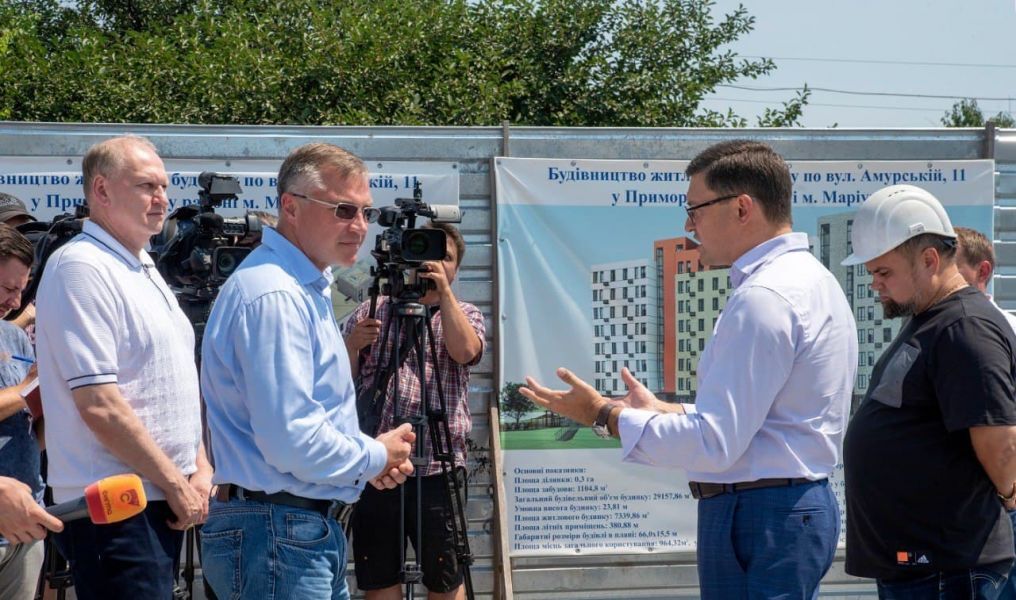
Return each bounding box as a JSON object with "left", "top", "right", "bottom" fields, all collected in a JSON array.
[{"left": 495, "top": 157, "right": 994, "bottom": 556}]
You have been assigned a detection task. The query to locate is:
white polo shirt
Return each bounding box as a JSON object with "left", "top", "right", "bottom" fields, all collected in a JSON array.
[{"left": 37, "top": 220, "right": 201, "bottom": 503}]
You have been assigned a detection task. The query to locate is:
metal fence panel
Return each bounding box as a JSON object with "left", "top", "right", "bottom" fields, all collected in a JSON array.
[{"left": 2, "top": 122, "right": 1013, "bottom": 599}]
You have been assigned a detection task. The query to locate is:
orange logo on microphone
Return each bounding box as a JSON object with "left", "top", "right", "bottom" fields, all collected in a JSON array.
[
  {"left": 84, "top": 474, "right": 148, "bottom": 524},
  {"left": 120, "top": 489, "right": 141, "bottom": 507}
]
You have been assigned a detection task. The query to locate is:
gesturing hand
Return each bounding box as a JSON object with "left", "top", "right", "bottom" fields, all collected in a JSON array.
[
  {"left": 520, "top": 368, "right": 606, "bottom": 426},
  {"left": 615, "top": 368, "right": 664, "bottom": 411}
]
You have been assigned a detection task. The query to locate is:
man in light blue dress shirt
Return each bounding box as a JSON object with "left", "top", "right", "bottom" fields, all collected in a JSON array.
[
  {"left": 523, "top": 140, "right": 858, "bottom": 599},
  {"left": 200, "top": 143, "right": 416, "bottom": 599}
]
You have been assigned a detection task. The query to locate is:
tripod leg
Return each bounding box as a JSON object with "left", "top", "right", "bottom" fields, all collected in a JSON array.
[
  {"left": 182, "top": 527, "right": 195, "bottom": 599},
  {"left": 422, "top": 316, "right": 475, "bottom": 600},
  {"left": 33, "top": 538, "right": 51, "bottom": 600},
  {"left": 445, "top": 468, "right": 474, "bottom": 600},
  {"left": 34, "top": 534, "right": 72, "bottom": 600},
  {"left": 390, "top": 312, "right": 423, "bottom": 599}
]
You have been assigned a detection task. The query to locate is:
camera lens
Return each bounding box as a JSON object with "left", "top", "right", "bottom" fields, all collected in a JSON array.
[
  {"left": 400, "top": 229, "right": 447, "bottom": 263},
  {"left": 216, "top": 252, "right": 238, "bottom": 276},
  {"left": 405, "top": 232, "right": 431, "bottom": 257}
]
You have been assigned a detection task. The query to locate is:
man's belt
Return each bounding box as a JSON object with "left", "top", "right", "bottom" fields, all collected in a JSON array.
[
  {"left": 688, "top": 477, "right": 822, "bottom": 500},
  {"left": 215, "top": 484, "right": 353, "bottom": 522}
]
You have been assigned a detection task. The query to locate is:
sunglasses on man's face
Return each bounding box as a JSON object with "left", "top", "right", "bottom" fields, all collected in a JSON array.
[{"left": 289, "top": 192, "right": 380, "bottom": 223}]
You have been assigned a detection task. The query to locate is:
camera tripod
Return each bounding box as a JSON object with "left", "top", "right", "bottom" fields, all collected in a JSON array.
[{"left": 358, "top": 294, "right": 474, "bottom": 600}]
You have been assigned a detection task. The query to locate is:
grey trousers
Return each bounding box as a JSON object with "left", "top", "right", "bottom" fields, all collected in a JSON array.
[{"left": 0, "top": 539, "right": 44, "bottom": 600}]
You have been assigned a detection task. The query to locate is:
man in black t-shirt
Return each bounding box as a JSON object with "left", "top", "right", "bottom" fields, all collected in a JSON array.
[
  {"left": 842, "top": 185, "right": 1016, "bottom": 598},
  {"left": 956, "top": 226, "right": 1016, "bottom": 600}
]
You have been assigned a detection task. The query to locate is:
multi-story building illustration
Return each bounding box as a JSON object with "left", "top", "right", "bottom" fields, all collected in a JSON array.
[
  {"left": 652, "top": 237, "right": 707, "bottom": 398},
  {"left": 674, "top": 268, "right": 731, "bottom": 398},
  {"left": 590, "top": 259, "right": 660, "bottom": 395},
  {"left": 818, "top": 212, "right": 901, "bottom": 408}
]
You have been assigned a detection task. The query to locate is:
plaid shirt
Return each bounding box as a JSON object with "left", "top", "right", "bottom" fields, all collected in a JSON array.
[{"left": 344, "top": 297, "right": 485, "bottom": 476}]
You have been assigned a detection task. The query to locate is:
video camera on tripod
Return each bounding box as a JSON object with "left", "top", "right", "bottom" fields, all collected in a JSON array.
[
  {"left": 152, "top": 171, "right": 262, "bottom": 328},
  {"left": 358, "top": 182, "right": 475, "bottom": 600},
  {"left": 369, "top": 181, "right": 461, "bottom": 303},
  {"left": 359, "top": 179, "right": 463, "bottom": 435}
]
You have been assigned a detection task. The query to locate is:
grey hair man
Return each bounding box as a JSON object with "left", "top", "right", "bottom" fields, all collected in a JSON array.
[
  {"left": 36, "top": 135, "right": 211, "bottom": 599},
  {"left": 200, "top": 143, "right": 415, "bottom": 598}
]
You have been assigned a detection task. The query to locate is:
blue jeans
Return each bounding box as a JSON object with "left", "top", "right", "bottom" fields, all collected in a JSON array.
[
  {"left": 994, "top": 509, "right": 1016, "bottom": 600},
  {"left": 200, "top": 498, "right": 350, "bottom": 600},
  {"left": 697, "top": 479, "right": 839, "bottom": 599},
  {"left": 877, "top": 569, "right": 1007, "bottom": 599}
]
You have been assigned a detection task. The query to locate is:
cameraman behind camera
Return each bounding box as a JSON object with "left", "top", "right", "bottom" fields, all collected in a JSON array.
[{"left": 344, "top": 222, "right": 484, "bottom": 600}]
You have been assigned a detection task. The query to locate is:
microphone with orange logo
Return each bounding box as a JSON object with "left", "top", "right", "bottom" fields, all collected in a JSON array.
[{"left": 46, "top": 474, "right": 147, "bottom": 524}]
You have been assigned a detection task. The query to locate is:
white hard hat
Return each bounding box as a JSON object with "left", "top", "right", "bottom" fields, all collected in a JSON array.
[{"left": 841, "top": 184, "right": 955, "bottom": 266}]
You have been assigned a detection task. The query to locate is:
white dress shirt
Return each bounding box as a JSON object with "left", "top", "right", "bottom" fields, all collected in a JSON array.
[{"left": 618, "top": 232, "right": 858, "bottom": 483}]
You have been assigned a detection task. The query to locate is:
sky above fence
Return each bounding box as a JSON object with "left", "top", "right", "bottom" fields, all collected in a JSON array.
[{"left": 703, "top": 0, "right": 1016, "bottom": 128}]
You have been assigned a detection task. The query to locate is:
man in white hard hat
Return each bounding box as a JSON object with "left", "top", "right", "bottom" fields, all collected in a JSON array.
[
  {"left": 521, "top": 140, "right": 858, "bottom": 598},
  {"left": 843, "top": 185, "right": 1016, "bottom": 598}
]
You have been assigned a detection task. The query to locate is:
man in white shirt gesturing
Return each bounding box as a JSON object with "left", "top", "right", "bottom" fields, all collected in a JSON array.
[{"left": 522, "top": 140, "right": 858, "bottom": 599}]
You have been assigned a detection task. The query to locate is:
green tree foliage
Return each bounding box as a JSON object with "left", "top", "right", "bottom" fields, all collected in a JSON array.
[
  {"left": 0, "top": 0, "right": 807, "bottom": 126},
  {"left": 941, "top": 99, "right": 1015, "bottom": 128},
  {"left": 500, "top": 382, "right": 536, "bottom": 428}
]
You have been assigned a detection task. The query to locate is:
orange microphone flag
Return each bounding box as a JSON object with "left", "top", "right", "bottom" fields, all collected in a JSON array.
[{"left": 83, "top": 474, "right": 148, "bottom": 524}]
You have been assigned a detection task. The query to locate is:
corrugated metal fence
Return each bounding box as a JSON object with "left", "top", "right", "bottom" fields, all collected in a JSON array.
[{"left": 1, "top": 122, "right": 1012, "bottom": 599}]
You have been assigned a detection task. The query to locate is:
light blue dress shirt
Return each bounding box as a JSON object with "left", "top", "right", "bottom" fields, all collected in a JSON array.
[
  {"left": 618, "top": 232, "right": 858, "bottom": 483},
  {"left": 201, "top": 227, "right": 387, "bottom": 503}
]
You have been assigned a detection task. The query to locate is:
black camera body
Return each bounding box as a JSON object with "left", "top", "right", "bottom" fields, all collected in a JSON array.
[
  {"left": 370, "top": 182, "right": 461, "bottom": 301},
  {"left": 156, "top": 208, "right": 260, "bottom": 287},
  {"left": 152, "top": 171, "right": 262, "bottom": 328}
]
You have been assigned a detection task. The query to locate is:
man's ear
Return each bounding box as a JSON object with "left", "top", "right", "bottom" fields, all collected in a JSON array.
[
  {"left": 977, "top": 260, "right": 993, "bottom": 287},
  {"left": 736, "top": 193, "right": 753, "bottom": 221},
  {"left": 279, "top": 192, "right": 299, "bottom": 223},
  {"left": 920, "top": 246, "right": 941, "bottom": 273},
  {"left": 90, "top": 174, "right": 112, "bottom": 210}
]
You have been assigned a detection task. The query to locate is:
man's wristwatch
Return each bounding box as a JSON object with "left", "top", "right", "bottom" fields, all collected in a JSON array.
[{"left": 592, "top": 403, "right": 614, "bottom": 439}]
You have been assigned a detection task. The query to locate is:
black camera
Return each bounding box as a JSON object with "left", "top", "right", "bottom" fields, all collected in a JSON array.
[
  {"left": 370, "top": 181, "right": 461, "bottom": 301},
  {"left": 152, "top": 171, "right": 262, "bottom": 328}
]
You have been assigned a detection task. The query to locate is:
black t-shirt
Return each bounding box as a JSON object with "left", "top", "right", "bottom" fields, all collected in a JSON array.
[{"left": 844, "top": 287, "right": 1016, "bottom": 580}]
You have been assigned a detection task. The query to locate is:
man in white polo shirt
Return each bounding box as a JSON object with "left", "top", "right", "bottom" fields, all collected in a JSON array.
[{"left": 36, "top": 135, "right": 211, "bottom": 599}]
